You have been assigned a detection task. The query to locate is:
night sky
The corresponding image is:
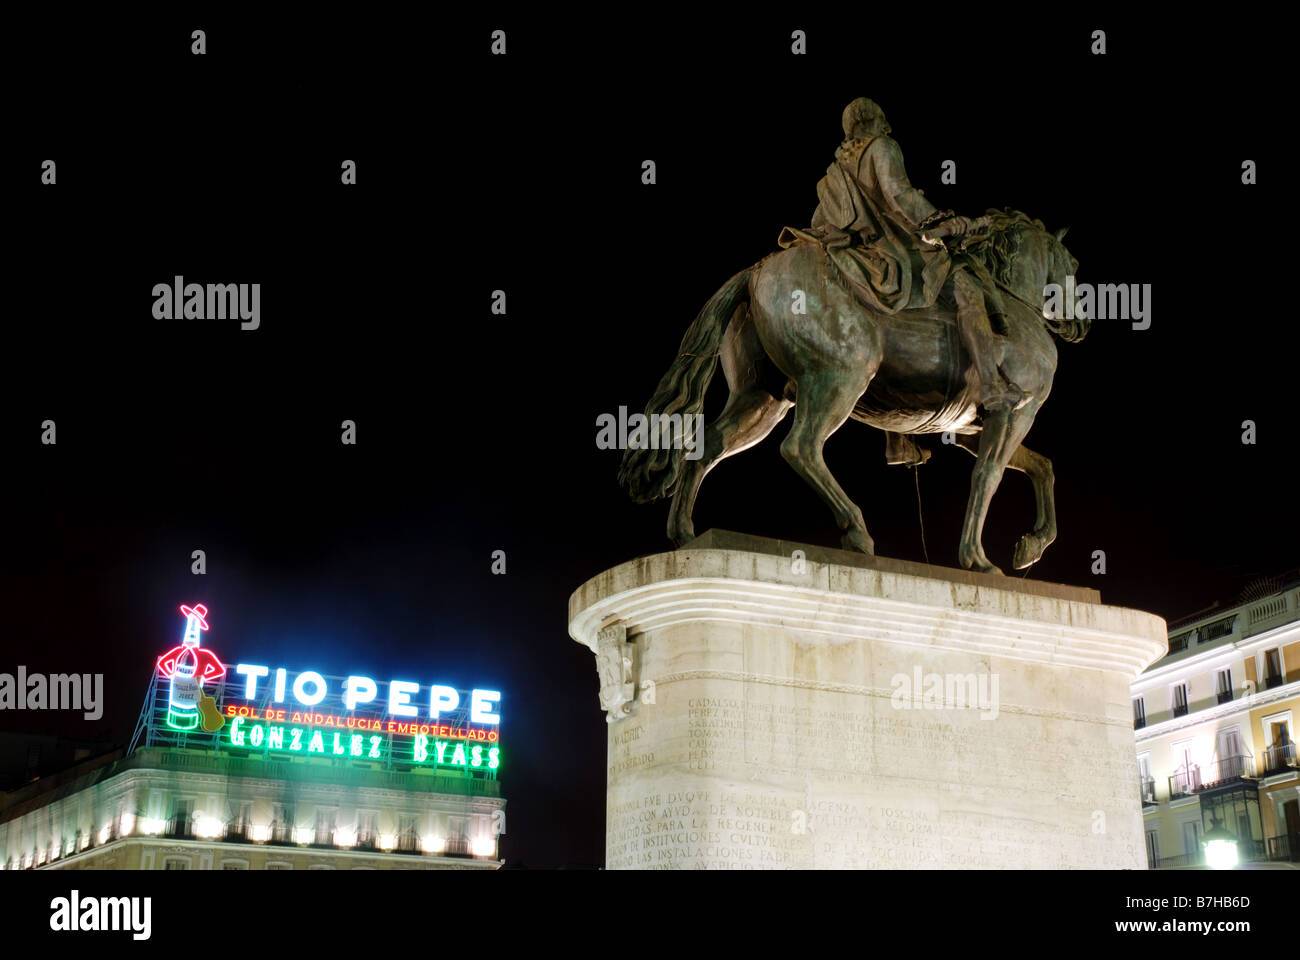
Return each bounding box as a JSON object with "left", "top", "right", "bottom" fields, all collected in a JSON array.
[{"left": 3, "top": 13, "right": 1294, "bottom": 869}]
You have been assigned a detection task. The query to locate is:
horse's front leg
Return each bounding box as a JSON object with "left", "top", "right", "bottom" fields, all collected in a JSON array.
[
  {"left": 953, "top": 433, "right": 1056, "bottom": 570},
  {"left": 957, "top": 403, "right": 1040, "bottom": 575}
]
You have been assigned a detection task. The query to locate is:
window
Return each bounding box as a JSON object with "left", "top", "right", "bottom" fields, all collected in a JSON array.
[
  {"left": 398, "top": 814, "right": 419, "bottom": 852},
  {"left": 170, "top": 799, "right": 193, "bottom": 838},
  {"left": 314, "top": 807, "right": 337, "bottom": 846},
  {"left": 1263, "top": 716, "right": 1295, "bottom": 773},
  {"left": 1171, "top": 741, "right": 1199, "bottom": 796},
  {"left": 448, "top": 817, "right": 468, "bottom": 855},
  {"left": 1216, "top": 668, "right": 1233, "bottom": 704},
  {"left": 1145, "top": 829, "right": 1160, "bottom": 868},
  {"left": 271, "top": 804, "right": 294, "bottom": 843},
  {"left": 163, "top": 857, "right": 190, "bottom": 871},
  {"left": 1137, "top": 754, "right": 1154, "bottom": 803},
  {"left": 358, "top": 811, "right": 378, "bottom": 849},
  {"left": 1217, "top": 727, "right": 1245, "bottom": 779},
  {"left": 1181, "top": 821, "right": 1201, "bottom": 859},
  {"left": 221, "top": 861, "right": 248, "bottom": 870},
  {"left": 1264, "top": 649, "right": 1283, "bottom": 689},
  {"left": 266, "top": 861, "right": 291, "bottom": 870},
  {"left": 1171, "top": 683, "right": 1189, "bottom": 718},
  {"left": 1132, "top": 697, "right": 1146, "bottom": 729},
  {"left": 227, "top": 800, "right": 253, "bottom": 840}
]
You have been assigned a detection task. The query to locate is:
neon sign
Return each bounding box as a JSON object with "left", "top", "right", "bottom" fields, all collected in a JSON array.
[
  {"left": 156, "top": 604, "right": 227, "bottom": 731},
  {"left": 142, "top": 604, "right": 503, "bottom": 778},
  {"left": 230, "top": 665, "right": 501, "bottom": 725}
]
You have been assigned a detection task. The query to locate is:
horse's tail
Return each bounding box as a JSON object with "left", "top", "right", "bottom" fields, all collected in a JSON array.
[{"left": 617, "top": 267, "right": 751, "bottom": 503}]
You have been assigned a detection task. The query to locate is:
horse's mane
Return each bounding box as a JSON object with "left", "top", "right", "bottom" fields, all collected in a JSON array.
[
  {"left": 961, "top": 209, "right": 1044, "bottom": 289},
  {"left": 963, "top": 209, "right": 1089, "bottom": 343}
]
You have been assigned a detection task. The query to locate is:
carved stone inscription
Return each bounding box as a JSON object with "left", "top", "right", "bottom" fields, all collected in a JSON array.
[{"left": 605, "top": 681, "right": 1145, "bottom": 869}]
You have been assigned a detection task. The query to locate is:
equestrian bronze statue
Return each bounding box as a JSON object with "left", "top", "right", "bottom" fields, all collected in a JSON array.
[{"left": 618, "top": 98, "right": 1089, "bottom": 575}]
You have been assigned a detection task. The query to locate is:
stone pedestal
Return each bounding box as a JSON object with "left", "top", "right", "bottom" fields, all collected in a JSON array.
[{"left": 568, "top": 530, "right": 1167, "bottom": 869}]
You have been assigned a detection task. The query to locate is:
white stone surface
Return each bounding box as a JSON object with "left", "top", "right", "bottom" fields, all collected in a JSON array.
[{"left": 569, "top": 544, "right": 1167, "bottom": 869}]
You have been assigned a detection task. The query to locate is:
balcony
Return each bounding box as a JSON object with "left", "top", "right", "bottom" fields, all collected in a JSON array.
[
  {"left": 268, "top": 824, "right": 294, "bottom": 845},
  {"left": 164, "top": 818, "right": 193, "bottom": 840},
  {"left": 224, "top": 822, "right": 250, "bottom": 843},
  {"left": 1263, "top": 674, "right": 1284, "bottom": 690},
  {"left": 1262, "top": 743, "right": 1298, "bottom": 775},
  {"left": 1172, "top": 702, "right": 1189, "bottom": 719},
  {"left": 1216, "top": 689, "right": 1234, "bottom": 705},
  {"left": 1169, "top": 757, "right": 1255, "bottom": 798},
  {"left": 1201, "top": 755, "right": 1255, "bottom": 789},
  {"left": 1265, "top": 833, "right": 1300, "bottom": 862},
  {"left": 444, "top": 836, "right": 470, "bottom": 856},
  {"left": 1140, "top": 777, "right": 1157, "bottom": 805}
]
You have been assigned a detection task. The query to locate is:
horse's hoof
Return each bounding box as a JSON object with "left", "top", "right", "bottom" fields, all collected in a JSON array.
[
  {"left": 961, "top": 552, "right": 1004, "bottom": 576},
  {"left": 1012, "top": 536, "right": 1039, "bottom": 570},
  {"left": 841, "top": 530, "right": 875, "bottom": 555},
  {"left": 669, "top": 525, "right": 696, "bottom": 547}
]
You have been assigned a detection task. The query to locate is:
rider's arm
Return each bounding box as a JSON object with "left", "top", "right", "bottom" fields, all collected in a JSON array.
[{"left": 869, "top": 137, "right": 939, "bottom": 230}]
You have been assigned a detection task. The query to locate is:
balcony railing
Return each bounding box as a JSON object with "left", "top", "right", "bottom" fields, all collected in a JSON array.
[
  {"left": 1169, "top": 766, "right": 1201, "bottom": 798},
  {"left": 1264, "top": 674, "right": 1285, "bottom": 690},
  {"left": 224, "top": 822, "right": 250, "bottom": 842},
  {"left": 1168, "top": 756, "right": 1255, "bottom": 798},
  {"left": 268, "top": 824, "right": 294, "bottom": 845},
  {"left": 1265, "top": 833, "right": 1300, "bottom": 862},
  {"left": 1262, "top": 743, "right": 1298, "bottom": 774},
  {"left": 165, "top": 818, "right": 193, "bottom": 839},
  {"left": 1172, "top": 702, "right": 1189, "bottom": 718},
  {"left": 1216, "top": 689, "right": 1234, "bottom": 705},
  {"left": 1140, "top": 777, "right": 1157, "bottom": 805}
]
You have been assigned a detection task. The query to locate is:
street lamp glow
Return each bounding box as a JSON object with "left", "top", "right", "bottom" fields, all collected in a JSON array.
[
  {"left": 1204, "top": 838, "right": 1239, "bottom": 869},
  {"left": 1202, "top": 819, "right": 1239, "bottom": 869}
]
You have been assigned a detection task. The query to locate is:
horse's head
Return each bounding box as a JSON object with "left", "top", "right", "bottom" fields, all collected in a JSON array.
[
  {"left": 1043, "top": 225, "right": 1089, "bottom": 343},
  {"left": 966, "top": 210, "right": 1089, "bottom": 343}
]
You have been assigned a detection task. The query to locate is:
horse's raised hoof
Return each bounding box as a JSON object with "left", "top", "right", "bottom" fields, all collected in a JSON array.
[
  {"left": 840, "top": 529, "right": 875, "bottom": 555},
  {"left": 1012, "top": 534, "right": 1045, "bottom": 570}
]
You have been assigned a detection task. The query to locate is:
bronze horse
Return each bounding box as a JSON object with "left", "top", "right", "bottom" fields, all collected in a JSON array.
[{"left": 618, "top": 211, "right": 1088, "bottom": 574}]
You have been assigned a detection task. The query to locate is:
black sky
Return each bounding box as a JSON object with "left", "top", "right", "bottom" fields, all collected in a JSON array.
[{"left": 2, "top": 12, "right": 1294, "bottom": 868}]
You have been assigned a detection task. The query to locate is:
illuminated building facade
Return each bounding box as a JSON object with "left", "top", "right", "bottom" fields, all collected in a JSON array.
[
  {"left": 0, "top": 604, "right": 506, "bottom": 870},
  {"left": 1131, "top": 576, "right": 1300, "bottom": 868}
]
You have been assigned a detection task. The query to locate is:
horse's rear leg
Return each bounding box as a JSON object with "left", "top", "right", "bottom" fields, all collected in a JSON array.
[
  {"left": 667, "top": 386, "right": 791, "bottom": 545},
  {"left": 779, "top": 372, "right": 876, "bottom": 554},
  {"left": 667, "top": 310, "right": 792, "bottom": 545},
  {"left": 954, "top": 434, "right": 1057, "bottom": 569}
]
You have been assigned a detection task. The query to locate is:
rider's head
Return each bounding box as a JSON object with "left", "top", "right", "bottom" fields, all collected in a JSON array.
[{"left": 842, "top": 98, "right": 891, "bottom": 139}]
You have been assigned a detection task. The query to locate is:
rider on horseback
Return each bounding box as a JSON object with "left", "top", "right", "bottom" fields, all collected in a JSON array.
[{"left": 778, "top": 97, "right": 1029, "bottom": 464}]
